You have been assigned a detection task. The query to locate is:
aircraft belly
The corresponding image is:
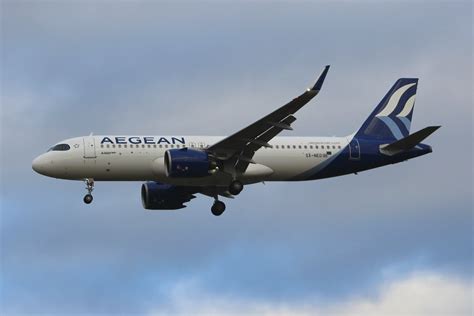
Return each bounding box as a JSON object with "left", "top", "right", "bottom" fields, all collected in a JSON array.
[
  {"left": 253, "top": 151, "right": 320, "bottom": 181},
  {"left": 88, "top": 155, "right": 155, "bottom": 181}
]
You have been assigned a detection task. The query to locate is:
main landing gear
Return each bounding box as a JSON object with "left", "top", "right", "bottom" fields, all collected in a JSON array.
[
  {"left": 83, "top": 178, "right": 94, "bottom": 204},
  {"left": 210, "top": 180, "right": 244, "bottom": 216},
  {"left": 228, "top": 180, "right": 243, "bottom": 196},
  {"left": 211, "top": 199, "right": 226, "bottom": 216}
]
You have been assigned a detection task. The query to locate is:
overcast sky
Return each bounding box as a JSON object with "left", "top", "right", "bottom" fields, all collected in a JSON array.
[{"left": 1, "top": 1, "right": 472, "bottom": 315}]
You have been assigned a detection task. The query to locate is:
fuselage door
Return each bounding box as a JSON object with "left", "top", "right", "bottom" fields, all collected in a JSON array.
[
  {"left": 349, "top": 138, "right": 361, "bottom": 160},
  {"left": 83, "top": 136, "right": 97, "bottom": 158}
]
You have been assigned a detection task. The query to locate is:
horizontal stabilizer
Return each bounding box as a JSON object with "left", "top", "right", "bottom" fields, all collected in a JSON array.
[{"left": 380, "top": 126, "right": 440, "bottom": 156}]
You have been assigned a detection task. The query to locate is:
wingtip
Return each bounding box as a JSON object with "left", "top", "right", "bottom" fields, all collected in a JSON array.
[{"left": 312, "top": 65, "right": 330, "bottom": 91}]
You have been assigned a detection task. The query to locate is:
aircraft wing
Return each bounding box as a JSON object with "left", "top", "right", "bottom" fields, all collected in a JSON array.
[{"left": 208, "top": 65, "right": 330, "bottom": 172}]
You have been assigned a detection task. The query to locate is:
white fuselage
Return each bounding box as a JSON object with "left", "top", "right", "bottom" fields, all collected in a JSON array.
[{"left": 32, "top": 135, "right": 349, "bottom": 185}]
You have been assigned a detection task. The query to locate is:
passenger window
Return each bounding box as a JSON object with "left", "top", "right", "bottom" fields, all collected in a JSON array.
[
  {"left": 124, "top": 145, "right": 127, "bottom": 148},
  {"left": 304, "top": 145, "right": 307, "bottom": 149},
  {"left": 106, "top": 144, "right": 110, "bottom": 148},
  {"left": 118, "top": 145, "right": 121, "bottom": 148},
  {"left": 298, "top": 145, "right": 302, "bottom": 149},
  {"left": 310, "top": 145, "right": 313, "bottom": 149},
  {"left": 153, "top": 144, "right": 157, "bottom": 148}
]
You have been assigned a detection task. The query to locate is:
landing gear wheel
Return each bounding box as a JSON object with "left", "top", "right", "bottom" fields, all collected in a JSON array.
[
  {"left": 83, "top": 178, "right": 95, "bottom": 205},
  {"left": 211, "top": 201, "right": 226, "bottom": 216},
  {"left": 228, "top": 180, "right": 243, "bottom": 196},
  {"left": 83, "top": 194, "right": 93, "bottom": 204}
]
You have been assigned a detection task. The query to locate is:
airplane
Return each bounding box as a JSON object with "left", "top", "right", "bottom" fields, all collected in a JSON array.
[{"left": 32, "top": 66, "right": 440, "bottom": 216}]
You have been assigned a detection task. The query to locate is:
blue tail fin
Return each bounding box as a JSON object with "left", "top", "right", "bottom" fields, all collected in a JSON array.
[{"left": 355, "top": 78, "right": 418, "bottom": 141}]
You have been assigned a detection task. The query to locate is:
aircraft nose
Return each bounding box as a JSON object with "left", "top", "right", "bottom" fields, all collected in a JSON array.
[{"left": 32, "top": 155, "right": 48, "bottom": 175}]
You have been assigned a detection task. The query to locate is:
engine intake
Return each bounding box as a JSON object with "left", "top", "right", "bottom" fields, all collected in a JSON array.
[{"left": 164, "top": 148, "right": 215, "bottom": 178}]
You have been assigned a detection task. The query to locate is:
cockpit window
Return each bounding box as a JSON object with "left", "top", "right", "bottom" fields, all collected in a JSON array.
[{"left": 48, "top": 144, "right": 71, "bottom": 152}]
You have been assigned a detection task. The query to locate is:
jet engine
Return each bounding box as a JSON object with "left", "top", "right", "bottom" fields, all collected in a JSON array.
[
  {"left": 141, "top": 182, "right": 196, "bottom": 210},
  {"left": 164, "top": 148, "right": 217, "bottom": 178}
]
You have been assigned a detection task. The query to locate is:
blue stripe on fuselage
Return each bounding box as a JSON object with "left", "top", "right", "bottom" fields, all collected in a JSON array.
[{"left": 297, "top": 138, "right": 432, "bottom": 180}]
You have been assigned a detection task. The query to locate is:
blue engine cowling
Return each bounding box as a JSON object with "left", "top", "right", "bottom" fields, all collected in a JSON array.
[
  {"left": 141, "top": 182, "right": 196, "bottom": 210},
  {"left": 164, "top": 148, "right": 212, "bottom": 178}
]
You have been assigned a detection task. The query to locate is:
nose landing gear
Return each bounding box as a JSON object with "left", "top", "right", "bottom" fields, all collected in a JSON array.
[
  {"left": 84, "top": 194, "right": 93, "bottom": 204},
  {"left": 83, "top": 178, "right": 94, "bottom": 204}
]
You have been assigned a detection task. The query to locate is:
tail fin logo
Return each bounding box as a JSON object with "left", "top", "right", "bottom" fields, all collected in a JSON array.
[
  {"left": 375, "top": 82, "right": 417, "bottom": 140},
  {"left": 396, "top": 94, "right": 416, "bottom": 131}
]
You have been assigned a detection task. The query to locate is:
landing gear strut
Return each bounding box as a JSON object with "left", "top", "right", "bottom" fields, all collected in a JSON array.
[
  {"left": 228, "top": 180, "right": 243, "bottom": 196},
  {"left": 211, "top": 199, "right": 226, "bottom": 216},
  {"left": 83, "top": 178, "right": 94, "bottom": 204}
]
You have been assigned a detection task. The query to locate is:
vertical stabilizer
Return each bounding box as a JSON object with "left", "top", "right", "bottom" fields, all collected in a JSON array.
[{"left": 355, "top": 78, "right": 418, "bottom": 141}]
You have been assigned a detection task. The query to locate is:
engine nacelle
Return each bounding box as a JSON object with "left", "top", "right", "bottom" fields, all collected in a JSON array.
[
  {"left": 141, "top": 182, "right": 194, "bottom": 210},
  {"left": 164, "top": 148, "right": 215, "bottom": 178}
]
